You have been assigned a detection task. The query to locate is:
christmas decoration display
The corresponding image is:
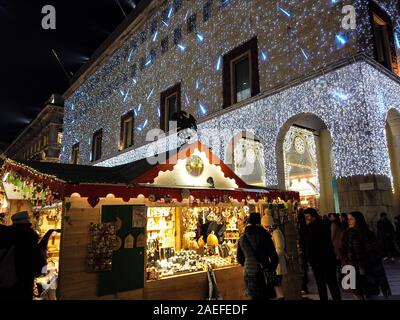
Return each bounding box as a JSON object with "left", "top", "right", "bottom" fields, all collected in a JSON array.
[{"left": 87, "top": 222, "right": 117, "bottom": 272}]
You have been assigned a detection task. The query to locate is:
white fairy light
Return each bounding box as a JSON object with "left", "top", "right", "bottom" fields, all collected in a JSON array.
[{"left": 60, "top": 0, "right": 400, "bottom": 187}]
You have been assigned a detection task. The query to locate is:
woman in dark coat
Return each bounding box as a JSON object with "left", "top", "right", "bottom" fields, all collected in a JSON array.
[
  {"left": 0, "top": 212, "right": 43, "bottom": 300},
  {"left": 237, "top": 212, "right": 279, "bottom": 300},
  {"left": 341, "top": 211, "right": 392, "bottom": 300}
]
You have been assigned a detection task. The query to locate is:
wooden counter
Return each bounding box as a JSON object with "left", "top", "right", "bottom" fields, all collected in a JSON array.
[{"left": 144, "top": 265, "right": 247, "bottom": 300}]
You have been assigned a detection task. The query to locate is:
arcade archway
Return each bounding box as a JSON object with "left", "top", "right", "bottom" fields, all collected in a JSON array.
[{"left": 276, "top": 113, "right": 336, "bottom": 213}]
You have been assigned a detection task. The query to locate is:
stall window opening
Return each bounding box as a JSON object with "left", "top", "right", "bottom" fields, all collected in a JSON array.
[
  {"left": 146, "top": 206, "right": 243, "bottom": 282},
  {"left": 91, "top": 129, "right": 103, "bottom": 162},
  {"left": 120, "top": 112, "right": 134, "bottom": 150},
  {"left": 222, "top": 37, "right": 260, "bottom": 108},
  {"left": 160, "top": 84, "right": 181, "bottom": 132},
  {"left": 370, "top": 2, "right": 397, "bottom": 72}
]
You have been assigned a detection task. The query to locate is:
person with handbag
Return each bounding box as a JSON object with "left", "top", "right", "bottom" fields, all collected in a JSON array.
[
  {"left": 237, "top": 212, "right": 279, "bottom": 300},
  {"left": 261, "top": 213, "right": 287, "bottom": 300}
]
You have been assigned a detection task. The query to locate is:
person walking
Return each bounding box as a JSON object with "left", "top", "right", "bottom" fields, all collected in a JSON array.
[
  {"left": 377, "top": 212, "right": 397, "bottom": 261},
  {"left": 303, "top": 208, "right": 342, "bottom": 300},
  {"left": 340, "top": 213, "right": 349, "bottom": 231},
  {"left": 0, "top": 211, "right": 43, "bottom": 300},
  {"left": 237, "top": 212, "right": 279, "bottom": 300},
  {"left": 261, "top": 214, "right": 287, "bottom": 300},
  {"left": 297, "top": 208, "right": 309, "bottom": 295},
  {"left": 328, "top": 213, "right": 343, "bottom": 259},
  {"left": 341, "top": 211, "right": 392, "bottom": 299},
  {"left": 394, "top": 215, "right": 400, "bottom": 252}
]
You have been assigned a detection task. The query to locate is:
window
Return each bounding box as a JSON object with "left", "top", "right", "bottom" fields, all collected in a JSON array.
[
  {"left": 140, "top": 28, "right": 147, "bottom": 43},
  {"left": 91, "top": 129, "right": 103, "bottom": 162},
  {"left": 187, "top": 14, "right": 197, "bottom": 33},
  {"left": 71, "top": 143, "right": 79, "bottom": 165},
  {"left": 370, "top": 2, "right": 397, "bottom": 72},
  {"left": 160, "top": 84, "right": 181, "bottom": 132},
  {"left": 120, "top": 112, "right": 134, "bottom": 150},
  {"left": 233, "top": 54, "right": 251, "bottom": 102},
  {"left": 222, "top": 37, "right": 260, "bottom": 108},
  {"left": 57, "top": 132, "right": 63, "bottom": 146},
  {"left": 149, "top": 48, "right": 157, "bottom": 64},
  {"left": 130, "top": 63, "right": 137, "bottom": 79},
  {"left": 173, "top": 27, "right": 182, "bottom": 45},
  {"left": 203, "top": 1, "right": 212, "bottom": 22},
  {"left": 150, "top": 19, "right": 158, "bottom": 35},
  {"left": 173, "top": 0, "right": 182, "bottom": 13},
  {"left": 161, "top": 36, "right": 169, "bottom": 54},
  {"left": 130, "top": 39, "right": 138, "bottom": 53},
  {"left": 140, "top": 56, "right": 146, "bottom": 71}
]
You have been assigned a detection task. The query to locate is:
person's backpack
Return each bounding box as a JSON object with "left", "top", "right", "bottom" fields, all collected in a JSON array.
[{"left": 0, "top": 245, "right": 18, "bottom": 288}]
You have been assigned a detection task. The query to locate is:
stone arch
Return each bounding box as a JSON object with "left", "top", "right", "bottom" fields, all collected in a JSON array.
[
  {"left": 224, "top": 131, "right": 266, "bottom": 187},
  {"left": 275, "top": 113, "right": 335, "bottom": 213}
]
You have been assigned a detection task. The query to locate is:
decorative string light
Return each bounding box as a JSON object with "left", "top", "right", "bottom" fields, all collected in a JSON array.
[{"left": 61, "top": 0, "right": 400, "bottom": 188}]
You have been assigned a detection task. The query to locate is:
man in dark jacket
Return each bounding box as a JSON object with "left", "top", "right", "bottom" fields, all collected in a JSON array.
[
  {"left": 207, "top": 215, "right": 226, "bottom": 244},
  {"left": 303, "top": 208, "right": 342, "bottom": 300},
  {"left": 0, "top": 211, "right": 43, "bottom": 300},
  {"left": 377, "top": 212, "right": 397, "bottom": 261},
  {"left": 395, "top": 215, "right": 400, "bottom": 251},
  {"left": 297, "top": 209, "right": 309, "bottom": 294},
  {"left": 237, "top": 212, "right": 279, "bottom": 300}
]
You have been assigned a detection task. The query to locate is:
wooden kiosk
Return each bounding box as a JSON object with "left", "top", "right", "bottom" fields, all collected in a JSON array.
[{"left": 1, "top": 141, "right": 299, "bottom": 300}]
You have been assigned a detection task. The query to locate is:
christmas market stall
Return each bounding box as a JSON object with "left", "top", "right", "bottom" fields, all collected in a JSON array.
[
  {"left": 1, "top": 160, "right": 63, "bottom": 299},
  {"left": 1, "top": 141, "right": 299, "bottom": 300}
]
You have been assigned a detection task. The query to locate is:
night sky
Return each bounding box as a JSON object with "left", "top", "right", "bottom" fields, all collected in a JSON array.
[{"left": 0, "top": 0, "right": 140, "bottom": 151}]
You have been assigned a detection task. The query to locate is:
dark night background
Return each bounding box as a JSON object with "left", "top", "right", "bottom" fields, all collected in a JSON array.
[{"left": 0, "top": 0, "right": 141, "bottom": 151}]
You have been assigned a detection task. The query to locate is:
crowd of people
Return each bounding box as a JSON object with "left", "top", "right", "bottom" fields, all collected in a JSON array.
[
  {"left": 298, "top": 209, "right": 399, "bottom": 300},
  {"left": 237, "top": 209, "right": 399, "bottom": 300},
  {"left": 2, "top": 208, "right": 399, "bottom": 301}
]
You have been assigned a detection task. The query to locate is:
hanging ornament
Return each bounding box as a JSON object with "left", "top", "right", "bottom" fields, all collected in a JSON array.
[
  {"left": 181, "top": 189, "right": 190, "bottom": 199},
  {"left": 164, "top": 195, "right": 172, "bottom": 203}
]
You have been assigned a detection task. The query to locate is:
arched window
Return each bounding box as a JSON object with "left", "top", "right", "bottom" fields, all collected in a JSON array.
[{"left": 227, "top": 132, "right": 266, "bottom": 187}]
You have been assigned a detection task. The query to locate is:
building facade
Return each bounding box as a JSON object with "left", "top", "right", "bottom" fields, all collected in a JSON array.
[
  {"left": 60, "top": 0, "right": 400, "bottom": 226},
  {"left": 3, "top": 94, "right": 64, "bottom": 162}
]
